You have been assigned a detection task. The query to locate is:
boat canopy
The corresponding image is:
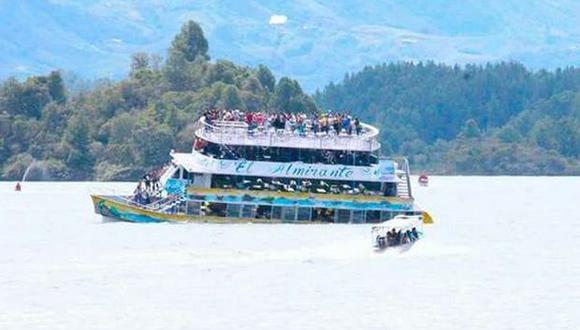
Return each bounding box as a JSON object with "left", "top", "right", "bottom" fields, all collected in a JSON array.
[{"left": 371, "top": 215, "right": 423, "bottom": 233}]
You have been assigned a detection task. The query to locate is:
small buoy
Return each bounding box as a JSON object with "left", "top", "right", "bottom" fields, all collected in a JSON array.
[
  {"left": 418, "top": 174, "right": 429, "bottom": 186},
  {"left": 15, "top": 182, "right": 22, "bottom": 191}
]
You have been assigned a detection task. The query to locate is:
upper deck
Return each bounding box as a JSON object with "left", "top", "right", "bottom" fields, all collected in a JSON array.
[{"left": 194, "top": 116, "right": 381, "bottom": 152}]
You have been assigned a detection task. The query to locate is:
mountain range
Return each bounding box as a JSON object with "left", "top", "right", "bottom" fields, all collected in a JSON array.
[{"left": 1, "top": 0, "right": 579, "bottom": 91}]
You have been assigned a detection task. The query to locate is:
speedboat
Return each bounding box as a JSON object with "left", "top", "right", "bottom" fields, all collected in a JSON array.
[{"left": 371, "top": 215, "right": 424, "bottom": 250}]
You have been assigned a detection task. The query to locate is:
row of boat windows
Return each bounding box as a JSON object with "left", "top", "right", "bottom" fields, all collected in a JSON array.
[
  {"left": 184, "top": 201, "right": 417, "bottom": 223},
  {"left": 194, "top": 138, "right": 380, "bottom": 166},
  {"left": 211, "top": 175, "right": 398, "bottom": 196}
]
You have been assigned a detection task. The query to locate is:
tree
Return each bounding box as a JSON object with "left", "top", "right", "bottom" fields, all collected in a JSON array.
[
  {"left": 460, "top": 119, "right": 482, "bottom": 139},
  {"left": 0, "top": 77, "right": 51, "bottom": 118},
  {"left": 130, "top": 53, "right": 150, "bottom": 75},
  {"left": 256, "top": 65, "right": 275, "bottom": 92},
  {"left": 242, "top": 76, "right": 263, "bottom": 94},
  {"left": 207, "top": 60, "right": 237, "bottom": 85},
  {"left": 168, "top": 21, "right": 209, "bottom": 63},
  {"left": 62, "top": 115, "right": 94, "bottom": 177},
  {"left": 108, "top": 113, "right": 135, "bottom": 144},
  {"left": 219, "top": 85, "right": 244, "bottom": 109},
  {"left": 273, "top": 77, "right": 302, "bottom": 112},
  {"left": 164, "top": 21, "right": 209, "bottom": 91},
  {"left": 132, "top": 124, "right": 175, "bottom": 167},
  {"left": 164, "top": 51, "right": 191, "bottom": 91},
  {"left": 47, "top": 71, "right": 66, "bottom": 104},
  {"left": 64, "top": 115, "right": 91, "bottom": 152}
]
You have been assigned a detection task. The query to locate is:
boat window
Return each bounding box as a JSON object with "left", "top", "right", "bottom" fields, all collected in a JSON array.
[
  {"left": 256, "top": 205, "right": 272, "bottom": 219},
  {"left": 206, "top": 202, "right": 226, "bottom": 217},
  {"left": 366, "top": 210, "right": 381, "bottom": 223},
  {"left": 297, "top": 207, "right": 312, "bottom": 221},
  {"left": 312, "top": 208, "right": 335, "bottom": 222},
  {"left": 226, "top": 204, "right": 241, "bottom": 218},
  {"left": 241, "top": 205, "right": 256, "bottom": 218},
  {"left": 281, "top": 207, "right": 297, "bottom": 221},
  {"left": 351, "top": 210, "right": 366, "bottom": 223},
  {"left": 335, "top": 209, "right": 351, "bottom": 223},
  {"left": 186, "top": 201, "right": 202, "bottom": 215},
  {"left": 196, "top": 141, "right": 379, "bottom": 166},
  {"left": 380, "top": 211, "right": 393, "bottom": 221},
  {"left": 271, "top": 206, "right": 283, "bottom": 220},
  {"left": 383, "top": 182, "right": 398, "bottom": 197}
]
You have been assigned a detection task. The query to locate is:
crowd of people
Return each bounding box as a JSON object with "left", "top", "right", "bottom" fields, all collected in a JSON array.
[
  {"left": 377, "top": 227, "right": 420, "bottom": 248},
  {"left": 203, "top": 109, "right": 364, "bottom": 137},
  {"left": 212, "top": 174, "right": 398, "bottom": 197},
  {"left": 132, "top": 166, "right": 165, "bottom": 204}
]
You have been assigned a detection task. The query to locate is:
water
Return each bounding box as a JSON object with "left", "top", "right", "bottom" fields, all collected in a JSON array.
[{"left": 0, "top": 178, "right": 578, "bottom": 330}]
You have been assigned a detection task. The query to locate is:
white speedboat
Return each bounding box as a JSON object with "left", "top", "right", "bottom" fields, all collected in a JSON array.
[{"left": 371, "top": 215, "right": 424, "bottom": 250}]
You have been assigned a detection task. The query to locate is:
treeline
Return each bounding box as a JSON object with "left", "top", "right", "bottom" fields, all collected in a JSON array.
[
  {"left": 1, "top": 22, "right": 578, "bottom": 179},
  {"left": 315, "top": 62, "right": 580, "bottom": 174},
  {"left": 0, "top": 21, "right": 316, "bottom": 181}
]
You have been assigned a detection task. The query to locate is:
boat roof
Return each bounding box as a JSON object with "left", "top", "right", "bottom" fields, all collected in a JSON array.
[{"left": 372, "top": 216, "right": 423, "bottom": 231}]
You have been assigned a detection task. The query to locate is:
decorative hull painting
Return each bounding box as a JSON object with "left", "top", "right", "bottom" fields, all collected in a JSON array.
[
  {"left": 92, "top": 195, "right": 165, "bottom": 223},
  {"left": 92, "top": 192, "right": 418, "bottom": 224}
]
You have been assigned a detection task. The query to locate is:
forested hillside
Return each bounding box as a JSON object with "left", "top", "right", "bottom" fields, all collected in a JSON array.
[
  {"left": 315, "top": 63, "right": 580, "bottom": 174},
  {"left": 1, "top": 21, "right": 578, "bottom": 180},
  {"left": 0, "top": 21, "right": 316, "bottom": 181}
]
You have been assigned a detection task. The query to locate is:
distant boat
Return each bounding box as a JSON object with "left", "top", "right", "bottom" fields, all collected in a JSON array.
[{"left": 418, "top": 174, "right": 429, "bottom": 187}]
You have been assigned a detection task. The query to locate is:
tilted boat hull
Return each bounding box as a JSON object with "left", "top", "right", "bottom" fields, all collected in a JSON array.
[{"left": 91, "top": 195, "right": 322, "bottom": 224}]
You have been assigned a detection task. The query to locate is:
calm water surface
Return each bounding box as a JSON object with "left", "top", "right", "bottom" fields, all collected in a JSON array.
[{"left": 0, "top": 177, "right": 578, "bottom": 330}]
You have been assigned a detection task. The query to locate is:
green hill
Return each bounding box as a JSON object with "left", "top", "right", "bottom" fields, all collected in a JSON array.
[
  {"left": 0, "top": 21, "right": 316, "bottom": 181},
  {"left": 315, "top": 62, "right": 580, "bottom": 174}
]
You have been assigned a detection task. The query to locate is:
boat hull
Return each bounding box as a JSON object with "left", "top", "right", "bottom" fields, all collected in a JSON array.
[
  {"left": 91, "top": 195, "right": 319, "bottom": 224},
  {"left": 91, "top": 193, "right": 434, "bottom": 224},
  {"left": 91, "top": 195, "right": 168, "bottom": 223}
]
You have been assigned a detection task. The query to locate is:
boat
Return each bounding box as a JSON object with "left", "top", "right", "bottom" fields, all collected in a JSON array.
[
  {"left": 371, "top": 215, "right": 424, "bottom": 250},
  {"left": 91, "top": 111, "right": 434, "bottom": 224},
  {"left": 418, "top": 174, "right": 429, "bottom": 187}
]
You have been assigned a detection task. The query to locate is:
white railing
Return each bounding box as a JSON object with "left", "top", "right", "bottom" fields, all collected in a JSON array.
[
  {"left": 120, "top": 193, "right": 185, "bottom": 213},
  {"left": 195, "top": 116, "right": 381, "bottom": 152},
  {"left": 403, "top": 158, "right": 413, "bottom": 199}
]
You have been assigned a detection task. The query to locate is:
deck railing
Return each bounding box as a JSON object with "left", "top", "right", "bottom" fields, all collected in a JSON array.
[
  {"left": 403, "top": 157, "right": 413, "bottom": 199},
  {"left": 120, "top": 193, "right": 185, "bottom": 213},
  {"left": 195, "top": 116, "right": 381, "bottom": 151}
]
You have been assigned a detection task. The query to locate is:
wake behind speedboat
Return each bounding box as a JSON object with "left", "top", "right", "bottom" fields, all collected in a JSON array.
[{"left": 372, "top": 215, "right": 425, "bottom": 251}]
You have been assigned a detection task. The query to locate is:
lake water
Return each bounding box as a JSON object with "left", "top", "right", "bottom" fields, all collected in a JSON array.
[{"left": 0, "top": 177, "right": 578, "bottom": 330}]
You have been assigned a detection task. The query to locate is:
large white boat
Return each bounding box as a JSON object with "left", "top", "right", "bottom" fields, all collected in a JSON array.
[{"left": 91, "top": 111, "right": 433, "bottom": 224}]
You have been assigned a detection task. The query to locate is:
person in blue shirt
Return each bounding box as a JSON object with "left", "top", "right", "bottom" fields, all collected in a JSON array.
[{"left": 412, "top": 227, "right": 420, "bottom": 240}]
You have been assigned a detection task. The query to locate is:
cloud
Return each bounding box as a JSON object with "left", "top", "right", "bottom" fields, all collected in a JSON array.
[{"left": 269, "top": 15, "right": 288, "bottom": 26}]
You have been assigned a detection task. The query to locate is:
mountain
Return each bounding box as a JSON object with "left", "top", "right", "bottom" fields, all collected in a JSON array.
[{"left": 1, "top": 0, "right": 579, "bottom": 91}]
